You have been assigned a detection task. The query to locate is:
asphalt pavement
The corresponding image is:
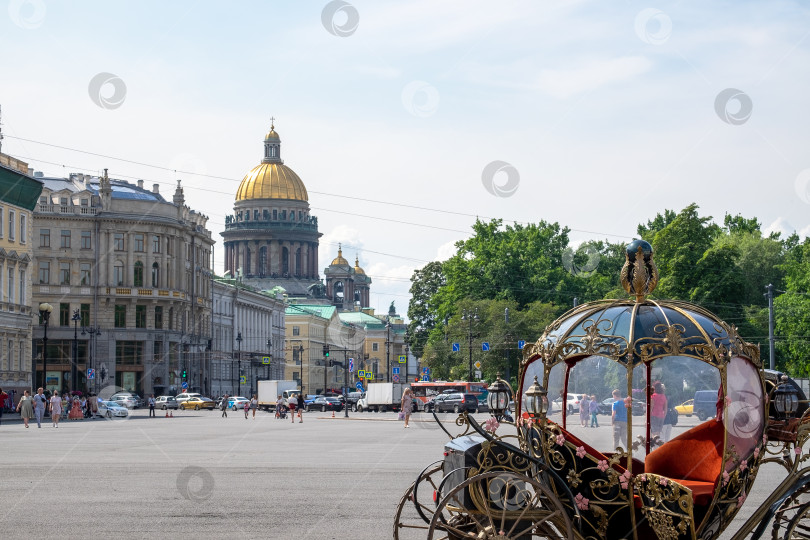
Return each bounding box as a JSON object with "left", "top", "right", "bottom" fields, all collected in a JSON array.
[{"left": 0, "top": 408, "right": 788, "bottom": 539}]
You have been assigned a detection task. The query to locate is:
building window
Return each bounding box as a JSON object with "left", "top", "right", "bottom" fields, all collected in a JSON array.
[
  {"left": 292, "top": 326, "right": 300, "bottom": 336},
  {"left": 114, "top": 305, "right": 126, "bottom": 328},
  {"left": 134, "top": 234, "right": 144, "bottom": 252},
  {"left": 81, "top": 231, "right": 91, "bottom": 249},
  {"left": 60, "top": 230, "right": 71, "bottom": 248},
  {"left": 40, "top": 229, "right": 50, "bottom": 247},
  {"left": 153, "top": 340, "right": 163, "bottom": 363},
  {"left": 114, "top": 233, "right": 125, "bottom": 251},
  {"left": 0, "top": 207, "right": 3, "bottom": 237},
  {"left": 135, "top": 305, "right": 146, "bottom": 328},
  {"left": 154, "top": 306, "right": 163, "bottom": 329},
  {"left": 80, "top": 303, "right": 90, "bottom": 327},
  {"left": 113, "top": 262, "right": 124, "bottom": 286},
  {"left": 38, "top": 262, "right": 50, "bottom": 284},
  {"left": 151, "top": 262, "right": 159, "bottom": 288},
  {"left": 168, "top": 307, "right": 174, "bottom": 330},
  {"left": 80, "top": 263, "right": 91, "bottom": 286},
  {"left": 273, "top": 209, "right": 277, "bottom": 220},
  {"left": 372, "top": 342, "right": 379, "bottom": 352},
  {"left": 115, "top": 340, "right": 143, "bottom": 365},
  {"left": 59, "top": 302, "right": 70, "bottom": 326},
  {"left": 18, "top": 270, "right": 25, "bottom": 304},
  {"left": 18, "top": 341, "right": 23, "bottom": 371},
  {"left": 152, "top": 235, "right": 160, "bottom": 253},
  {"left": 7, "top": 268, "right": 13, "bottom": 303},
  {"left": 8, "top": 210, "right": 15, "bottom": 240},
  {"left": 60, "top": 197, "right": 67, "bottom": 206},
  {"left": 134, "top": 261, "right": 144, "bottom": 287},
  {"left": 19, "top": 214, "right": 26, "bottom": 244},
  {"left": 7, "top": 340, "right": 13, "bottom": 370},
  {"left": 59, "top": 262, "right": 70, "bottom": 285}
]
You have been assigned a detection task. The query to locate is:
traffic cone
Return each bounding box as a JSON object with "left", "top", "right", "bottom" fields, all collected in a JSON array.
[
  {"left": 331, "top": 409, "right": 335, "bottom": 418},
  {"left": 165, "top": 411, "right": 168, "bottom": 418},
  {"left": 169, "top": 411, "right": 173, "bottom": 418}
]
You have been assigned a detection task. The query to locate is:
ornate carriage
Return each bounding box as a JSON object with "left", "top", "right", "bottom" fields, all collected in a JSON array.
[{"left": 394, "top": 240, "right": 810, "bottom": 540}]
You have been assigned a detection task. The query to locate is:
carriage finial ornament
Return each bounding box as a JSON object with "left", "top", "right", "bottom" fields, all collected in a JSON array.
[{"left": 620, "top": 239, "right": 659, "bottom": 302}]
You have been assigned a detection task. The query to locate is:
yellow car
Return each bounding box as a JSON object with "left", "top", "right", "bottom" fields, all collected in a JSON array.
[
  {"left": 179, "top": 396, "right": 216, "bottom": 410},
  {"left": 675, "top": 399, "right": 694, "bottom": 417}
]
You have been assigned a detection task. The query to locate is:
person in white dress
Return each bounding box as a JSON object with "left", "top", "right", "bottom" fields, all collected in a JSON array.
[{"left": 49, "top": 391, "right": 62, "bottom": 428}]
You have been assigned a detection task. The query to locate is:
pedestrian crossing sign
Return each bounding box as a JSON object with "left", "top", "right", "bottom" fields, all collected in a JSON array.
[
  {"left": 398, "top": 355, "right": 406, "bottom": 363},
  {"left": 262, "top": 356, "right": 270, "bottom": 364}
]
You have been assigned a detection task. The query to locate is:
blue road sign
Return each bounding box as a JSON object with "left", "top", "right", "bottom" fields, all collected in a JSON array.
[
  {"left": 355, "top": 382, "right": 364, "bottom": 391},
  {"left": 240, "top": 376, "right": 246, "bottom": 384},
  {"left": 348, "top": 358, "right": 354, "bottom": 372},
  {"left": 422, "top": 367, "right": 430, "bottom": 374},
  {"left": 518, "top": 340, "right": 526, "bottom": 349},
  {"left": 398, "top": 355, "right": 406, "bottom": 363},
  {"left": 422, "top": 375, "right": 429, "bottom": 381},
  {"left": 482, "top": 342, "right": 490, "bottom": 351},
  {"left": 87, "top": 368, "right": 95, "bottom": 380},
  {"left": 262, "top": 356, "right": 270, "bottom": 364},
  {"left": 392, "top": 367, "right": 400, "bottom": 375},
  {"left": 182, "top": 382, "right": 188, "bottom": 390},
  {"left": 452, "top": 343, "right": 460, "bottom": 352},
  {"left": 393, "top": 374, "right": 400, "bottom": 383}
]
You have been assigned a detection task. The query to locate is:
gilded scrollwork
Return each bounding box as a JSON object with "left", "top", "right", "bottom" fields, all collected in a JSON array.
[{"left": 634, "top": 473, "right": 695, "bottom": 540}]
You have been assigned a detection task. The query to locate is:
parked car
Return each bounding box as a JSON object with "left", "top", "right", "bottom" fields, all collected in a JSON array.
[
  {"left": 435, "top": 393, "right": 479, "bottom": 414},
  {"left": 111, "top": 392, "right": 142, "bottom": 408},
  {"left": 98, "top": 400, "right": 129, "bottom": 418},
  {"left": 553, "top": 393, "right": 582, "bottom": 414},
  {"left": 175, "top": 393, "right": 202, "bottom": 404},
  {"left": 597, "top": 397, "right": 647, "bottom": 416},
  {"left": 228, "top": 397, "right": 250, "bottom": 411},
  {"left": 306, "top": 396, "right": 343, "bottom": 412},
  {"left": 155, "top": 396, "right": 178, "bottom": 410},
  {"left": 110, "top": 395, "right": 137, "bottom": 409},
  {"left": 693, "top": 390, "right": 718, "bottom": 421},
  {"left": 179, "top": 397, "right": 216, "bottom": 410},
  {"left": 424, "top": 393, "right": 451, "bottom": 412},
  {"left": 675, "top": 399, "right": 694, "bottom": 417},
  {"left": 344, "top": 392, "right": 364, "bottom": 412}
]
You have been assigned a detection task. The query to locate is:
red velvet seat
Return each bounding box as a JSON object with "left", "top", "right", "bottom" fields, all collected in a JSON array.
[{"left": 644, "top": 420, "right": 724, "bottom": 504}]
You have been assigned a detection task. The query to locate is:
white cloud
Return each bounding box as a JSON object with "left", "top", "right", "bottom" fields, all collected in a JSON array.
[
  {"left": 799, "top": 224, "right": 810, "bottom": 240},
  {"left": 435, "top": 239, "right": 459, "bottom": 261},
  {"left": 536, "top": 56, "right": 653, "bottom": 99},
  {"left": 319, "top": 225, "right": 364, "bottom": 271},
  {"left": 763, "top": 217, "right": 796, "bottom": 239}
]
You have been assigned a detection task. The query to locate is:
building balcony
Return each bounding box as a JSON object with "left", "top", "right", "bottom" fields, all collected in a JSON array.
[
  {"left": 37, "top": 204, "right": 98, "bottom": 215},
  {"left": 223, "top": 217, "right": 318, "bottom": 233},
  {"left": 35, "top": 285, "right": 210, "bottom": 305}
]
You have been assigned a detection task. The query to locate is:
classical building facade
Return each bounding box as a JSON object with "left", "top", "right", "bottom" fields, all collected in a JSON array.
[
  {"left": 32, "top": 172, "right": 214, "bottom": 397},
  {"left": 221, "top": 123, "right": 322, "bottom": 297},
  {"left": 0, "top": 153, "right": 42, "bottom": 402},
  {"left": 324, "top": 245, "right": 371, "bottom": 310},
  {"left": 210, "top": 278, "right": 285, "bottom": 398}
]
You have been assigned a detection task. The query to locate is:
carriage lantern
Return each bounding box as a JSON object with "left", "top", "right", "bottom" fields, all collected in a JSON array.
[
  {"left": 774, "top": 375, "right": 800, "bottom": 420},
  {"left": 522, "top": 375, "right": 547, "bottom": 419},
  {"left": 487, "top": 373, "right": 511, "bottom": 420}
]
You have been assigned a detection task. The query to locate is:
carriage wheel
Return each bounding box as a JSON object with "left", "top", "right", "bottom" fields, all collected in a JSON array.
[
  {"left": 393, "top": 461, "right": 444, "bottom": 539},
  {"left": 773, "top": 482, "right": 810, "bottom": 539},
  {"left": 428, "top": 471, "right": 574, "bottom": 539}
]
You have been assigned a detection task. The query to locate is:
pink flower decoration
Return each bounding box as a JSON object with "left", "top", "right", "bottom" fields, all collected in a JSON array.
[
  {"left": 722, "top": 471, "right": 730, "bottom": 486},
  {"left": 763, "top": 434, "right": 768, "bottom": 444},
  {"left": 620, "top": 470, "right": 632, "bottom": 490},
  {"left": 738, "top": 491, "right": 747, "bottom": 506},
  {"left": 597, "top": 460, "right": 609, "bottom": 472},
  {"left": 659, "top": 477, "right": 668, "bottom": 486},
  {"left": 754, "top": 447, "right": 760, "bottom": 459},
  {"left": 739, "top": 459, "right": 747, "bottom": 472},
  {"left": 725, "top": 396, "right": 732, "bottom": 406},
  {"left": 639, "top": 474, "right": 646, "bottom": 482},
  {"left": 623, "top": 397, "right": 632, "bottom": 408},
  {"left": 575, "top": 493, "right": 590, "bottom": 511},
  {"left": 555, "top": 434, "right": 565, "bottom": 446},
  {"left": 576, "top": 446, "right": 587, "bottom": 459},
  {"left": 796, "top": 446, "right": 802, "bottom": 456},
  {"left": 484, "top": 417, "right": 500, "bottom": 433}
]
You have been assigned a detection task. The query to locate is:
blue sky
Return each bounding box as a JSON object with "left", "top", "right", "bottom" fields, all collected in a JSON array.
[{"left": 2, "top": 0, "right": 809, "bottom": 314}]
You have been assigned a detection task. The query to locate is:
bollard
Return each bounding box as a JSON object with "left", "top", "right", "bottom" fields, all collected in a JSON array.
[
  {"left": 170, "top": 411, "right": 173, "bottom": 418},
  {"left": 331, "top": 409, "right": 335, "bottom": 418},
  {"left": 165, "top": 411, "right": 168, "bottom": 418}
]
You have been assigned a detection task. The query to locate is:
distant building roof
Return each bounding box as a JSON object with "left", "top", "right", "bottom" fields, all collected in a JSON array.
[
  {"left": 0, "top": 161, "right": 43, "bottom": 210},
  {"left": 285, "top": 304, "right": 336, "bottom": 320},
  {"left": 338, "top": 311, "right": 387, "bottom": 330},
  {"left": 40, "top": 175, "right": 166, "bottom": 203}
]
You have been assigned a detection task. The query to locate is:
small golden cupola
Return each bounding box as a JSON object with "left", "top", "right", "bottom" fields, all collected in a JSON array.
[
  {"left": 330, "top": 244, "right": 349, "bottom": 266},
  {"left": 354, "top": 255, "right": 366, "bottom": 275}
]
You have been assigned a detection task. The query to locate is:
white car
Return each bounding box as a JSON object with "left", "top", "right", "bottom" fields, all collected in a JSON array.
[
  {"left": 553, "top": 393, "right": 582, "bottom": 414},
  {"left": 175, "top": 393, "right": 202, "bottom": 404},
  {"left": 98, "top": 401, "right": 129, "bottom": 418},
  {"left": 229, "top": 397, "right": 249, "bottom": 411}
]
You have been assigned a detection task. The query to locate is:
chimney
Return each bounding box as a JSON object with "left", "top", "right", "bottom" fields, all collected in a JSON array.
[
  {"left": 137, "top": 179, "right": 144, "bottom": 189},
  {"left": 152, "top": 184, "right": 160, "bottom": 194}
]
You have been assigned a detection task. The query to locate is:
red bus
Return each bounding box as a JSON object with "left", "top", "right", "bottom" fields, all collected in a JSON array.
[{"left": 411, "top": 381, "right": 489, "bottom": 411}]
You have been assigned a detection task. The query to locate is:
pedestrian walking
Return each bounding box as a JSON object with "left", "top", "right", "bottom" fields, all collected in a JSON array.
[
  {"left": 49, "top": 391, "right": 62, "bottom": 427},
  {"left": 244, "top": 400, "right": 250, "bottom": 419},
  {"left": 250, "top": 395, "right": 257, "bottom": 419},
  {"left": 611, "top": 389, "right": 628, "bottom": 450},
  {"left": 33, "top": 387, "right": 47, "bottom": 428},
  {"left": 400, "top": 388, "right": 414, "bottom": 428},
  {"left": 0, "top": 387, "right": 7, "bottom": 426},
  {"left": 662, "top": 399, "right": 678, "bottom": 443},
  {"left": 589, "top": 394, "right": 599, "bottom": 428},
  {"left": 651, "top": 381, "right": 667, "bottom": 439},
  {"left": 68, "top": 396, "right": 83, "bottom": 420},
  {"left": 579, "top": 395, "right": 590, "bottom": 428},
  {"left": 148, "top": 394, "right": 156, "bottom": 417},
  {"left": 297, "top": 394, "right": 304, "bottom": 423},
  {"left": 221, "top": 393, "right": 229, "bottom": 418},
  {"left": 288, "top": 393, "right": 298, "bottom": 423},
  {"left": 87, "top": 393, "right": 98, "bottom": 418},
  {"left": 17, "top": 390, "right": 34, "bottom": 428}
]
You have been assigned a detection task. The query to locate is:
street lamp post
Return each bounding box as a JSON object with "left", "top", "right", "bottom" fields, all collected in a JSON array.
[
  {"left": 80, "top": 324, "right": 102, "bottom": 393},
  {"left": 461, "top": 308, "right": 479, "bottom": 382},
  {"left": 385, "top": 322, "right": 391, "bottom": 383},
  {"left": 38, "top": 303, "right": 53, "bottom": 391},
  {"left": 236, "top": 332, "right": 242, "bottom": 397},
  {"left": 71, "top": 309, "right": 80, "bottom": 394}
]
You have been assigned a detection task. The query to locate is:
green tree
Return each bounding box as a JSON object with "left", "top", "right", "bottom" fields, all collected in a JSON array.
[
  {"left": 637, "top": 209, "right": 677, "bottom": 242},
  {"left": 723, "top": 213, "right": 761, "bottom": 235},
  {"left": 775, "top": 238, "right": 810, "bottom": 375},
  {"left": 406, "top": 261, "right": 445, "bottom": 358}
]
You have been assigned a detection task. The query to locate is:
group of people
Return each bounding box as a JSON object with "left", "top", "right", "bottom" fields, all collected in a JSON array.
[
  {"left": 578, "top": 394, "right": 601, "bottom": 428},
  {"left": 14, "top": 388, "right": 90, "bottom": 428}
]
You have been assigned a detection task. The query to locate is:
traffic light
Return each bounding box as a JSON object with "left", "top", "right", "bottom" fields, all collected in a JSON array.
[
  {"left": 323, "top": 345, "right": 330, "bottom": 357},
  {"left": 182, "top": 369, "right": 187, "bottom": 379}
]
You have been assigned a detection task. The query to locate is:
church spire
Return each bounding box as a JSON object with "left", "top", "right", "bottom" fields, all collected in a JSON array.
[{"left": 263, "top": 117, "right": 282, "bottom": 163}]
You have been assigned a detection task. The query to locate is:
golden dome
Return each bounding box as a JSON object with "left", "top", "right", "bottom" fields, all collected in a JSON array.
[
  {"left": 265, "top": 128, "right": 279, "bottom": 140},
  {"left": 235, "top": 162, "right": 308, "bottom": 201},
  {"left": 354, "top": 256, "right": 366, "bottom": 275},
  {"left": 331, "top": 245, "right": 349, "bottom": 266}
]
